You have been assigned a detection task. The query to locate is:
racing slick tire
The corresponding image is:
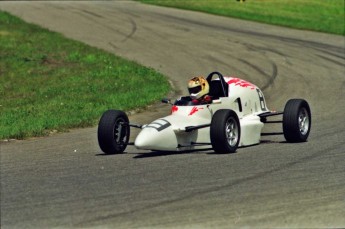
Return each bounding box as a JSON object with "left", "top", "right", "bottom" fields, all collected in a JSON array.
[
  {"left": 210, "top": 109, "right": 240, "bottom": 153},
  {"left": 98, "top": 110, "right": 130, "bottom": 154},
  {"left": 283, "top": 99, "right": 311, "bottom": 143}
]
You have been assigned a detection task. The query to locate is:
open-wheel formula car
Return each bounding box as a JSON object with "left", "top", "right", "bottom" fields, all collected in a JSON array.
[{"left": 97, "top": 72, "right": 311, "bottom": 154}]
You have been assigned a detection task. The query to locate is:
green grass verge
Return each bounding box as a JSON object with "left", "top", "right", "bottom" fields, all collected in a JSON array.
[
  {"left": 0, "top": 11, "right": 170, "bottom": 140},
  {"left": 138, "top": 0, "right": 344, "bottom": 35}
]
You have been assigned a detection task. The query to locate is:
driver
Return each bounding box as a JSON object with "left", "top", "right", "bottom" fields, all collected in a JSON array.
[{"left": 188, "top": 76, "right": 212, "bottom": 104}]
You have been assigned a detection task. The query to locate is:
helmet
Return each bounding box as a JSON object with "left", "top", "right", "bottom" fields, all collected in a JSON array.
[{"left": 188, "top": 76, "right": 209, "bottom": 100}]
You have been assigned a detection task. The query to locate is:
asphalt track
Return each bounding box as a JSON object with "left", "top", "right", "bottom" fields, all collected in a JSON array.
[{"left": 1, "top": 1, "right": 345, "bottom": 228}]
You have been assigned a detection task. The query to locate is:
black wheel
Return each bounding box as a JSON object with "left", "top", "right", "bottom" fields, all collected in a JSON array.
[
  {"left": 283, "top": 99, "right": 311, "bottom": 142},
  {"left": 210, "top": 109, "right": 241, "bottom": 153},
  {"left": 98, "top": 110, "right": 130, "bottom": 154}
]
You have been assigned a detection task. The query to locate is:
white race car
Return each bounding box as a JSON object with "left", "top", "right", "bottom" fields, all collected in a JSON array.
[{"left": 97, "top": 72, "right": 311, "bottom": 154}]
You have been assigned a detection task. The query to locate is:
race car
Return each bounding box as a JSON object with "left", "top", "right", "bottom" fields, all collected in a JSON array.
[{"left": 97, "top": 71, "right": 311, "bottom": 154}]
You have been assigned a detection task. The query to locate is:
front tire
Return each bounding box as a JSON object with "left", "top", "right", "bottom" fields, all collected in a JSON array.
[
  {"left": 98, "top": 110, "right": 130, "bottom": 154},
  {"left": 210, "top": 109, "right": 241, "bottom": 153},
  {"left": 283, "top": 99, "right": 311, "bottom": 142}
]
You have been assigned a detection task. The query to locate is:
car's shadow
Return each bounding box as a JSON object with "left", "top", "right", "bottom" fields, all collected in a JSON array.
[
  {"left": 95, "top": 149, "right": 239, "bottom": 158},
  {"left": 261, "top": 139, "right": 288, "bottom": 144},
  {"left": 132, "top": 148, "right": 215, "bottom": 159},
  {"left": 95, "top": 140, "right": 290, "bottom": 158}
]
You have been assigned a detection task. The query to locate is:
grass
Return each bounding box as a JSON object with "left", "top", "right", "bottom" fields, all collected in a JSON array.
[
  {"left": 138, "top": 0, "right": 345, "bottom": 35},
  {"left": 0, "top": 11, "right": 170, "bottom": 140}
]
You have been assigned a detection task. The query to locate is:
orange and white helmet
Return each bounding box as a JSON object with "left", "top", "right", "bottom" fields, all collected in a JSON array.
[{"left": 188, "top": 76, "right": 209, "bottom": 100}]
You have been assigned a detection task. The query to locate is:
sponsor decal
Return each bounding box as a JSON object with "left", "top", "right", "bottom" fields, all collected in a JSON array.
[
  {"left": 171, "top": 105, "right": 178, "bottom": 114},
  {"left": 189, "top": 106, "right": 204, "bottom": 116},
  {"left": 227, "top": 78, "right": 256, "bottom": 90}
]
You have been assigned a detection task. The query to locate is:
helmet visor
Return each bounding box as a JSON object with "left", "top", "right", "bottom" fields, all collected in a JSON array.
[{"left": 188, "top": 85, "right": 202, "bottom": 95}]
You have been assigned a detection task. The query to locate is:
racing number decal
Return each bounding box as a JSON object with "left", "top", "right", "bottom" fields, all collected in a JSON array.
[
  {"left": 145, "top": 119, "right": 171, "bottom": 132},
  {"left": 189, "top": 106, "right": 204, "bottom": 116},
  {"left": 256, "top": 88, "right": 267, "bottom": 111}
]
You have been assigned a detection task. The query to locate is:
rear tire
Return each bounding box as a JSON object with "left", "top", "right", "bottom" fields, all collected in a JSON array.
[
  {"left": 98, "top": 110, "right": 130, "bottom": 154},
  {"left": 210, "top": 109, "right": 240, "bottom": 153},
  {"left": 283, "top": 99, "right": 311, "bottom": 142}
]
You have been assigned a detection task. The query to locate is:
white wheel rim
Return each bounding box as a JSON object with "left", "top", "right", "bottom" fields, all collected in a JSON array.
[
  {"left": 299, "top": 107, "right": 310, "bottom": 135},
  {"left": 114, "top": 118, "right": 127, "bottom": 145},
  {"left": 225, "top": 117, "right": 239, "bottom": 147}
]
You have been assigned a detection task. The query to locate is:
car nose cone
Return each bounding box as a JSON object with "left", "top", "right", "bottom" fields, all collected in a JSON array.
[{"left": 134, "top": 119, "right": 178, "bottom": 151}]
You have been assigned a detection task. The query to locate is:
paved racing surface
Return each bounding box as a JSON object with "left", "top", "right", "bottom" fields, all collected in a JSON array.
[{"left": 1, "top": 1, "right": 344, "bottom": 228}]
